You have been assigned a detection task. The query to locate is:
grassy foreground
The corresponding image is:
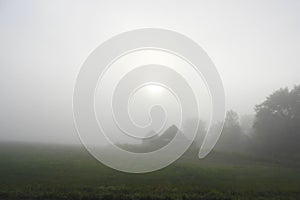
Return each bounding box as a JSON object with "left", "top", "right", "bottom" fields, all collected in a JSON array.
[{"left": 0, "top": 142, "right": 299, "bottom": 200}]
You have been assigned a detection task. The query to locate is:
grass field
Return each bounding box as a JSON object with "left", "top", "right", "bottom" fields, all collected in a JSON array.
[{"left": 0, "top": 142, "right": 299, "bottom": 200}]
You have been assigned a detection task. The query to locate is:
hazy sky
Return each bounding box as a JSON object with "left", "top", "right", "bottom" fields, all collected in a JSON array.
[{"left": 0, "top": 0, "right": 299, "bottom": 144}]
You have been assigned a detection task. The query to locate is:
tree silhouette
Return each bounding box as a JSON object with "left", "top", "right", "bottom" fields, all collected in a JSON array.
[
  {"left": 253, "top": 85, "right": 300, "bottom": 156},
  {"left": 215, "top": 110, "right": 247, "bottom": 153}
]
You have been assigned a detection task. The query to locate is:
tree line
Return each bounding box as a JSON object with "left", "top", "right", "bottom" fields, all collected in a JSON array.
[{"left": 214, "top": 85, "right": 300, "bottom": 158}]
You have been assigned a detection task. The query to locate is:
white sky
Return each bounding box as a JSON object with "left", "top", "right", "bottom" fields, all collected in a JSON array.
[{"left": 0, "top": 0, "right": 299, "bottom": 144}]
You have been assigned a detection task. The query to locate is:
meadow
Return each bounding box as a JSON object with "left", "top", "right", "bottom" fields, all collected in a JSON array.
[{"left": 0, "top": 142, "right": 299, "bottom": 200}]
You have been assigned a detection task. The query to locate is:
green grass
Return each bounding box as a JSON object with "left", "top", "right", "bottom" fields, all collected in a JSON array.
[{"left": 0, "top": 142, "right": 299, "bottom": 200}]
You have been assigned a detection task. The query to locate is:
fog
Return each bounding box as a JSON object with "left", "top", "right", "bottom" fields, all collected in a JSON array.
[{"left": 0, "top": 0, "right": 299, "bottom": 145}]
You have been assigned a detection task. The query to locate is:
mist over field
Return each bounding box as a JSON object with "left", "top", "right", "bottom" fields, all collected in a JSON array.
[
  {"left": 0, "top": 1, "right": 299, "bottom": 199},
  {"left": 1, "top": 0, "right": 300, "bottom": 145}
]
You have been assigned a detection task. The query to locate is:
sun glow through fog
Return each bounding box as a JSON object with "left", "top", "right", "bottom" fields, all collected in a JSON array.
[{"left": 147, "top": 85, "right": 164, "bottom": 96}]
